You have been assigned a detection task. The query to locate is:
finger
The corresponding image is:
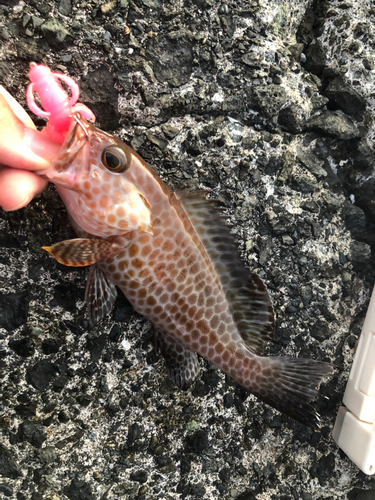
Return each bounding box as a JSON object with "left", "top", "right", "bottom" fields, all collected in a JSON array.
[
  {"left": 0, "top": 94, "right": 60, "bottom": 171},
  {"left": 0, "top": 85, "right": 36, "bottom": 128},
  {"left": 0, "top": 166, "right": 48, "bottom": 211}
]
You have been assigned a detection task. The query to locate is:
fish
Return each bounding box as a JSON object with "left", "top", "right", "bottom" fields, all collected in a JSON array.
[{"left": 42, "top": 116, "right": 332, "bottom": 428}]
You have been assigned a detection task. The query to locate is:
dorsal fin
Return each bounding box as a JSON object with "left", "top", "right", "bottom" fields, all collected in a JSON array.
[{"left": 175, "top": 190, "right": 274, "bottom": 355}]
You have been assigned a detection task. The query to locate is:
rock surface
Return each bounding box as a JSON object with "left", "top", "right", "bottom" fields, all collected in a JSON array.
[{"left": 1, "top": 1, "right": 375, "bottom": 499}]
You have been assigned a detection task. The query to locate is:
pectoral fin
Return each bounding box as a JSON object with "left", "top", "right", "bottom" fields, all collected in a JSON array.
[{"left": 43, "top": 238, "right": 121, "bottom": 266}]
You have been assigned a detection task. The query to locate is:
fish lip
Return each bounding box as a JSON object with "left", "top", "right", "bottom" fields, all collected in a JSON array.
[
  {"left": 35, "top": 166, "right": 77, "bottom": 186},
  {"left": 41, "top": 119, "right": 89, "bottom": 186},
  {"left": 41, "top": 164, "right": 78, "bottom": 188}
]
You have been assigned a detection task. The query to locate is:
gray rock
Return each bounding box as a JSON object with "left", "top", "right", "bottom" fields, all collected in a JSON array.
[
  {"left": 58, "top": 0, "right": 72, "bottom": 16},
  {"left": 40, "top": 19, "right": 74, "bottom": 51},
  {"left": 301, "top": 200, "right": 320, "bottom": 213},
  {"left": 354, "top": 136, "right": 375, "bottom": 170},
  {"left": 0, "top": 444, "right": 20, "bottom": 479},
  {"left": 80, "top": 67, "right": 120, "bottom": 130},
  {"left": 19, "top": 420, "right": 47, "bottom": 448},
  {"left": 288, "top": 43, "right": 304, "bottom": 62},
  {"left": 242, "top": 52, "right": 262, "bottom": 67},
  {"left": 310, "top": 453, "right": 335, "bottom": 486},
  {"left": 310, "top": 319, "right": 330, "bottom": 342},
  {"left": 141, "top": 0, "right": 162, "bottom": 7},
  {"left": 278, "top": 103, "right": 305, "bottom": 133},
  {"left": 0, "top": 27, "right": 10, "bottom": 40},
  {"left": 362, "top": 55, "right": 374, "bottom": 70},
  {"left": 323, "top": 76, "right": 366, "bottom": 119},
  {"left": 348, "top": 241, "right": 372, "bottom": 269},
  {"left": 26, "top": 360, "right": 59, "bottom": 391},
  {"left": 343, "top": 204, "right": 368, "bottom": 242},
  {"left": 161, "top": 124, "right": 180, "bottom": 139},
  {"left": 32, "top": 16, "right": 44, "bottom": 29},
  {"left": 296, "top": 146, "right": 327, "bottom": 178},
  {"left": 9, "top": 338, "right": 35, "bottom": 357},
  {"left": 61, "top": 53, "right": 72, "bottom": 63},
  {"left": 147, "top": 30, "right": 194, "bottom": 87},
  {"left": 303, "top": 39, "right": 326, "bottom": 76},
  {"left": 36, "top": 2, "right": 50, "bottom": 14},
  {"left": 352, "top": 176, "right": 375, "bottom": 219},
  {"left": 291, "top": 167, "right": 319, "bottom": 193},
  {"left": 0, "top": 484, "right": 13, "bottom": 497},
  {"left": 39, "top": 446, "right": 58, "bottom": 464},
  {"left": 191, "top": 0, "right": 213, "bottom": 8},
  {"left": 304, "top": 110, "right": 362, "bottom": 139},
  {"left": 0, "top": 291, "right": 30, "bottom": 331},
  {"left": 118, "top": 70, "right": 133, "bottom": 92},
  {"left": 72, "top": 20, "right": 82, "bottom": 30},
  {"left": 252, "top": 84, "right": 288, "bottom": 118},
  {"left": 146, "top": 131, "right": 168, "bottom": 150},
  {"left": 63, "top": 478, "right": 94, "bottom": 500},
  {"left": 301, "top": 285, "right": 313, "bottom": 306},
  {"left": 321, "top": 192, "right": 342, "bottom": 212},
  {"left": 348, "top": 489, "right": 375, "bottom": 500},
  {"left": 282, "top": 235, "right": 294, "bottom": 246}
]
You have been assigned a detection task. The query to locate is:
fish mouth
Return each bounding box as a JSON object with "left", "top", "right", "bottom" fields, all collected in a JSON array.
[{"left": 42, "top": 118, "right": 90, "bottom": 186}]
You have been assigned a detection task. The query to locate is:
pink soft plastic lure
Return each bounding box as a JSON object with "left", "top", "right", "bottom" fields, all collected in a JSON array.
[
  {"left": 28, "top": 65, "right": 332, "bottom": 428},
  {"left": 27, "top": 62, "right": 95, "bottom": 143}
]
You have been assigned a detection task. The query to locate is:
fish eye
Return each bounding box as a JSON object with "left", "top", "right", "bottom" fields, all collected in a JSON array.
[{"left": 102, "top": 146, "right": 129, "bottom": 173}]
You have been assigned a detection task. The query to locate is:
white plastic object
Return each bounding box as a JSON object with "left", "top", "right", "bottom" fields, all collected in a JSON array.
[{"left": 332, "top": 287, "right": 375, "bottom": 475}]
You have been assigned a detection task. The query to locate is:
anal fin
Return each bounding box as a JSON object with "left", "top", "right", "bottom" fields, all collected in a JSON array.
[
  {"left": 154, "top": 330, "right": 200, "bottom": 390},
  {"left": 85, "top": 263, "right": 118, "bottom": 326}
]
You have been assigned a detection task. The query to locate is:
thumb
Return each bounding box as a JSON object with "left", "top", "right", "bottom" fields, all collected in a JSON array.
[
  {"left": 0, "top": 93, "right": 60, "bottom": 171},
  {"left": 0, "top": 166, "right": 48, "bottom": 211}
]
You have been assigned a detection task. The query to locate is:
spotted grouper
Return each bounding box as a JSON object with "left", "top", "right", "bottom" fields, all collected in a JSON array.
[{"left": 43, "top": 117, "right": 332, "bottom": 427}]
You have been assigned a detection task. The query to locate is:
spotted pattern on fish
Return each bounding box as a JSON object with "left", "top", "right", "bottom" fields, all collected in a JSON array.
[{"left": 43, "top": 119, "right": 332, "bottom": 428}]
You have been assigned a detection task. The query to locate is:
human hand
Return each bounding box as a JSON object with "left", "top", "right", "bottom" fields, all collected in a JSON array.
[{"left": 0, "top": 86, "right": 60, "bottom": 211}]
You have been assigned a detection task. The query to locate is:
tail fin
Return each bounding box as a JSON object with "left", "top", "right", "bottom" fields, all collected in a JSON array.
[{"left": 252, "top": 356, "right": 333, "bottom": 428}]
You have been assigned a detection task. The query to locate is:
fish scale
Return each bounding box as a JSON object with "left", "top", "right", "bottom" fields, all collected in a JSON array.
[{"left": 43, "top": 118, "right": 332, "bottom": 428}]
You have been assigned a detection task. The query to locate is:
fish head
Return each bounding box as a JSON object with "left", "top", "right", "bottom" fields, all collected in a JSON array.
[{"left": 44, "top": 117, "right": 153, "bottom": 238}]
